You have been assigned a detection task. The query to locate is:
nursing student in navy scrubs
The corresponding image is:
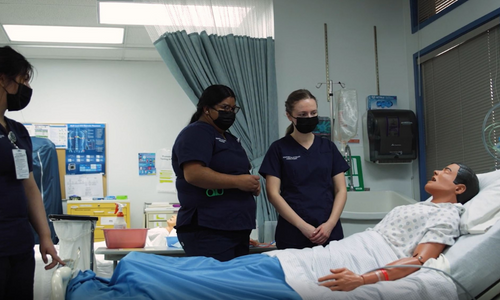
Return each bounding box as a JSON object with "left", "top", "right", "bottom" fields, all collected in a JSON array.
[
  {"left": 0, "top": 46, "right": 63, "bottom": 300},
  {"left": 172, "top": 85, "right": 260, "bottom": 262},
  {"left": 259, "top": 89, "right": 349, "bottom": 250}
]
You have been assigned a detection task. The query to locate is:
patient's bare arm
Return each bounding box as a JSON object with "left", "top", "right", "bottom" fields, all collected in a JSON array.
[{"left": 317, "top": 242, "right": 446, "bottom": 291}]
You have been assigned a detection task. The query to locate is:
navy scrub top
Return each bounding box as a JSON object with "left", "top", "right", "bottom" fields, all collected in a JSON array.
[
  {"left": 0, "top": 117, "right": 34, "bottom": 256},
  {"left": 259, "top": 135, "right": 349, "bottom": 244},
  {"left": 172, "top": 121, "right": 256, "bottom": 231}
]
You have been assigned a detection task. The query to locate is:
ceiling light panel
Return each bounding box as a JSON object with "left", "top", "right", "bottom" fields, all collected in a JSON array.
[
  {"left": 3, "top": 25, "right": 124, "bottom": 44},
  {"left": 99, "top": 2, "right": 249, "bottom": 26}
]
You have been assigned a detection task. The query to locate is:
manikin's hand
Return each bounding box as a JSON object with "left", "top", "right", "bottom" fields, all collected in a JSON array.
[
  {"left": 318, "top": 268, "right": 364, "bottom": 291},
  {"left": 310, "top": 222, "right": 334, "bottom": 245},
  {"left": 39, "top": 236, "right": 65, "bottom": 270}
]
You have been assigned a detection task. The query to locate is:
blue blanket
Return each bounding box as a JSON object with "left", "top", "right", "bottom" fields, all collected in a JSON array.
[{"left": 67, "top": 252, "right": 301, "bottom": 300}]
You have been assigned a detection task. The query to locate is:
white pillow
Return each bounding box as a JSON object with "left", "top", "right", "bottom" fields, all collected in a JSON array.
[{"left": 460, "top": 170, "right": 500, "bottom": 234}]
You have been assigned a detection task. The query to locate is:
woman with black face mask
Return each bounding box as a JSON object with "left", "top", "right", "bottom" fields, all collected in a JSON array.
[
  {"left": 259, "top": 89, "right": 349, "bottom": 250},
  {"left": 0, "top": 46, "right": 64, "bottom": 300},
  {"left": 171, "top": 84, "right": 260, "bottom": 261}
]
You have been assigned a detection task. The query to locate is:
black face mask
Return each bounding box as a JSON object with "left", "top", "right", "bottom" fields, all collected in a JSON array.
[
  {"left": 212, "top": 110, "right": 236, "bottom": 131},
  {"left": 294, "top": 116, "right": 319, "bottom": 134},
  {"left": 3, "top": 83, "right": 33, "bottom": 111}
]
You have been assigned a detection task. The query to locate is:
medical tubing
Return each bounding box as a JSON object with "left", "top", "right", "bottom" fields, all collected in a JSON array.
[
  {"left": 482, "top": 101, "right": 500, "bottom": 160},
  {"left": 366, "top": 265, "right": 476, "bottom": 300}
]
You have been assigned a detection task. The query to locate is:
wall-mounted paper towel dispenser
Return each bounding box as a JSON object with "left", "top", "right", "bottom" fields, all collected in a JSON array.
[{"left": 362, "top": 109, "right": 417, "bottom": 164}]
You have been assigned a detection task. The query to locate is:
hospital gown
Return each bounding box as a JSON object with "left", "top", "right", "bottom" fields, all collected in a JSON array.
[{"left": 372, "top": 202, "right": 464, "bottom": 258}]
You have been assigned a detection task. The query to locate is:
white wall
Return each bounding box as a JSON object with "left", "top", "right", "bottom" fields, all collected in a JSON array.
[
  {"left": 274, "top": 0, "right": 418, "bottom": 198},
  {"left": 6, "top": 59, "right": 194, "bottom": 228},
  {"left": 403, "top": 0, "right": 500, "bottom": 199}
]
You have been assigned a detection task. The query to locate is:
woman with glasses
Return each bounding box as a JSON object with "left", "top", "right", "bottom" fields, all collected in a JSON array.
[
  {"left": 0, "top": 46, "right": 63, "bottom": 300},
  {"left": 172, "top": 84, "right": 260, "bottom": 261},
  {"left": 259, "top": 89, "right": 349, "bottom": 250}
]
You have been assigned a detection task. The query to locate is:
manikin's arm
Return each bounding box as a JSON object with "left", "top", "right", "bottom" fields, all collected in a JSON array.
[
  {"left": 310, "top": 173, "right": 347, "bottom": 244},
  {"left": 183, "top": 161, "right": 260, "bottom": 195},
  {"left": 318, "top": 242, "right": 446, "bottom": 291}
]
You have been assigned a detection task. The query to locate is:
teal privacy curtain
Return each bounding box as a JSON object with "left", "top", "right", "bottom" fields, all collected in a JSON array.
[{"left": 154, "top": 31, "right": 278, "bottom": 240}]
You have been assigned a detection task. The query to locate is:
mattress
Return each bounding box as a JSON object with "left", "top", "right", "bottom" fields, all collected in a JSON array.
[{"left": 444, "top": 220, "right": 500, "bottom": 300}]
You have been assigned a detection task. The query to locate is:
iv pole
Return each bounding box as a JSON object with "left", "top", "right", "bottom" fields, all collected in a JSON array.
[
  {"left": 322, "top": 23, "right": 334, "bottom": 142},
  {"left": 317, "top": 24, "right": 354, "bottom": 189},
  {"left": 316, "top": 24, "right": 346, "bottom": 148}
]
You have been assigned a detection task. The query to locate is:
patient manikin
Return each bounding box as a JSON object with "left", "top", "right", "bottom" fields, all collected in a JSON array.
[
  {"left": 166, "top": 215, "right": 177, "bottom": 234},
  {"left": 146, "top": 215, "right": 179, "bottom": 247}
]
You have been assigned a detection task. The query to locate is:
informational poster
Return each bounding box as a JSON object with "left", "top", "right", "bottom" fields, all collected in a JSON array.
[
  {"left": 48, "top": 125, "right": 68, "bottom": 148},
  {"left": 156, "top": 148, "right": 176, "bottom": 193},
  {"left": 139, "top": 153, "right": 156, "bottom": 176},
  {"left": 66, "top": 124, "right": 106, "bottom": 174},
  {"left": 65, "top": 174, "right": 104, "bottom": 198},
  {"left": 34, "top": 124, "right": 50, "bottom": 138},
  {"left": 23, "top": 123, "right": 68, "bottom": 149}
]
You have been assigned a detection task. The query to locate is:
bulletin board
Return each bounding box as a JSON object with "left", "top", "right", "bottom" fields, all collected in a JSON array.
[{"left": 26, "top": 123, "right": 107, "bottom": 199}]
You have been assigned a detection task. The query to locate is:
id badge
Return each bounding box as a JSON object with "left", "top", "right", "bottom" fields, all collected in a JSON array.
[{"left": 12, "top": 149, "right": 29, "bottom": 179}]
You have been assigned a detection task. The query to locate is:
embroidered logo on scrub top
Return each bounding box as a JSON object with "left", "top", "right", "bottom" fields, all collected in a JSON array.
[
  {"left": 0, "top": 134, "right": 4, "bottom": 139},
  {"left": 215, "top": 137, "right": 227, "bottom": 143},
  {"left": 283, "top": 155, "right": 301, "bottom": 160}
]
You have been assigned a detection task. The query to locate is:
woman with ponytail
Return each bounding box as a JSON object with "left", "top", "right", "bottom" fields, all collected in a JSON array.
[
  {"left": 172, "top": 84, "right": 260, "bottom": 261},
  {"left": 259, "top": 89, "right": 349, "bottom": 250}
]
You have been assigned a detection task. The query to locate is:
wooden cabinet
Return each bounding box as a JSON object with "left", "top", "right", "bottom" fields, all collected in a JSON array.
[{"left": 67, "top": 201, "right": 131, "bottom": 242}]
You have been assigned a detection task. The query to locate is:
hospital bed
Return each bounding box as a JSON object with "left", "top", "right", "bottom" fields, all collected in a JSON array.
[
  {"left": 49, "top": 170, "right": 500, "bottom": 300},
  {"left": 446, "top": 220, "right": 500, "bottom": 300}
]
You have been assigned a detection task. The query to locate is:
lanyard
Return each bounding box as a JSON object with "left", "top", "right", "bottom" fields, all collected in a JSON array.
[{"left": 8, "top": 131, "right": 19, "bottom": 149}]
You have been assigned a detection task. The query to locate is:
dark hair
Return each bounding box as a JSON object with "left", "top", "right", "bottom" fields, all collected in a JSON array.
[
  {"left": 189, "top": 84, "right": 236, "bottom": 124},
  {"left": 453, "top": 163, "right": 480, "bottom": 205},
  {"left": 285, "top": 89, "right": 317, "bottom": 135},
  {"left": 0, "top": 46, "right": 34, "bottom": 82}
]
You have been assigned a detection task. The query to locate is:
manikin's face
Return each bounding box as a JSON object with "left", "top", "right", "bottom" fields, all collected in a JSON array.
[
  {"left": 424, "top": 163, "right": 461, "bottom": 198},
  {"left": 167, "top": 215, "right": 177, "bottom": 227}
]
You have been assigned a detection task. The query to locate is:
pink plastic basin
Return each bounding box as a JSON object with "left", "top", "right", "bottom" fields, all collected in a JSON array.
[{"left": 103, "top": 228, "right": 148, "bottom": 249}]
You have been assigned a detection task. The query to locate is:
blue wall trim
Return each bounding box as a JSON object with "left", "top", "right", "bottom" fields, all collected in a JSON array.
[
  {"left": 413, "top": 8, "right": 500, "bottom": 200},
  {"left": 411, "top": 0, "right": 469, "bottom": 34}
]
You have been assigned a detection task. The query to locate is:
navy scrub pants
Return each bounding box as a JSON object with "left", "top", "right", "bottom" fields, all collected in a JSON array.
[
  {"left": 0, "top": 249, "right": 35, "bottom": 300},
  {"left": 178, "top": 226, "right": 251, "bottom": 262}
]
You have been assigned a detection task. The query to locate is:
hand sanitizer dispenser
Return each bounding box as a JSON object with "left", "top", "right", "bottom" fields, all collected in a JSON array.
[{"left": 362, "top": 109, "right": 418, "bottom": 163}]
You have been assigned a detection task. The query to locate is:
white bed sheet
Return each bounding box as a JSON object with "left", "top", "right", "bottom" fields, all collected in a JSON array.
[
  {"left": 444, "top": 220, "right": 500, "bottom": 300},
  {"left": 269, "top": 230, "right": 458, "bottom": 300}
]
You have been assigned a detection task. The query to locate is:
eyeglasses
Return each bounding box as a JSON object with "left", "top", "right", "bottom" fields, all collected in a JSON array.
[{"left": 213, "top": 104, "right": 241, "bottom": 114}]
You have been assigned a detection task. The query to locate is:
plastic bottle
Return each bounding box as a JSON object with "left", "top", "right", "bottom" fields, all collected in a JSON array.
[{"left": 113, "top": 203, "right": 127, "bottom": 229}]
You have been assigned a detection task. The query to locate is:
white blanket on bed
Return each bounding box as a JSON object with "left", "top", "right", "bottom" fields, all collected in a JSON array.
[{"left": 266, "top": 230, "right": 458, "bottom": 300}]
